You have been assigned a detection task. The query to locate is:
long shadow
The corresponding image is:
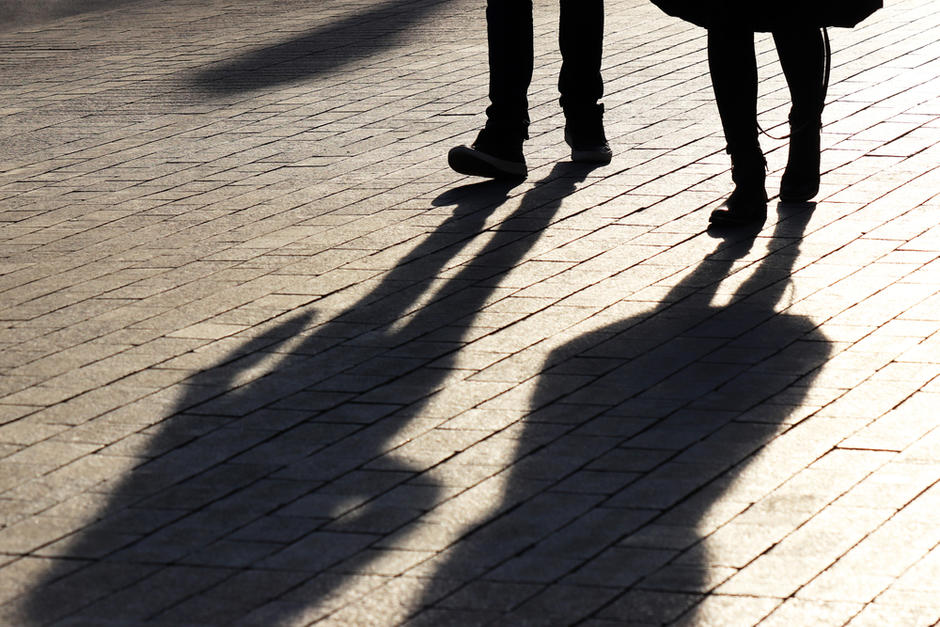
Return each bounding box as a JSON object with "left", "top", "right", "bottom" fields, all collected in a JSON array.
[
  {"left": 413, "top": 206, "right": 832, "bottom": 623},
  {"left": 19, "top": 163, "right": 598, "bottom": 625},
  {"left": 0, "top": 0, "right": 147, "bottom": 31},
  {"left": 191, "top": 0, "right": 459, "bottom": 95}
]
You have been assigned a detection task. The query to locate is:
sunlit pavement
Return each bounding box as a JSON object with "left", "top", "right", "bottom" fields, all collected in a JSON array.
[{"left": 1, "top": 0, "right": 938, "bottom": 625}]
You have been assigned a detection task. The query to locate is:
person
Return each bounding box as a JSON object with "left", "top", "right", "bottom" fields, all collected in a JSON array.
[
  {"left": 707, "top": 28, "right": 827, "bottom": 225},
  {"left": 448, "top": 0, "right": 612, "bottom": 179}
]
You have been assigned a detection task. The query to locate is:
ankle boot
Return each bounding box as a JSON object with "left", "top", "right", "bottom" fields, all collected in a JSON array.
[
  {"left": 710, "top": 154, "right": 768, "bottom": 226},
  {"left": 780, "top": 115, "right": 821, "bottom": 202}
]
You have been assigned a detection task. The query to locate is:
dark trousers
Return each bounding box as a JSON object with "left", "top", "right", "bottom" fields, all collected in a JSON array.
[
  {"left": 485, "top": 0, "right": 605, "bottom": 138},
  {"left": 707, "top": 29, "right": 825, "bottom": 157}
]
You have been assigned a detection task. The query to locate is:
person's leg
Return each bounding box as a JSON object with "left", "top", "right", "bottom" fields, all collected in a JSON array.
[
  {"left": 558, "top": 0, "right": 603, "bottom": 114},
  {"left": 774, "top": 28, "right": 825, "bottom": 126},
  {"left": 774, "top": 28, "right": 826, "bottom": 201},
  {"left": 449, "top": 0, "right": 533, "bottom": 178},
  {"left": 558, "top": 0, "right": 610, "bottom": 163},
  {"left": 485, "top": 0, "right": 534, "bottom": 138},
  {"left": 707, "top": 28, "right": 767, "bottom": 225},
  {"left": 708, "top": 28, "right": 760, "bottom": 160}
]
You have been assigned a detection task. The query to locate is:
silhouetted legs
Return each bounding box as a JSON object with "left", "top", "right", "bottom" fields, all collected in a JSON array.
[
  {"left": 775, "top": 29, "right": 826, "bottom": 126},
  {"left": 707, "top": 29, "right": 766, "bottom": 224},
  {"left": 708, "top": 29, "right": 761, "bottom": 160},
  {"left": 707, "top": 27, "right": 826, "bottom": 224},
  {"left": 448, "top": 0, "right": 609, "bottom": 179},
  {"left": 558, "top": 0, "right": 605, "bottom": 120},
  {"left": 484, "top": 0, "right": 535, "bottom": 140},
  {"left": 775, "top": 29, "right": 826, "bottom": 201},
  {"left": 484, "top": 0, "right": 604, "bottom": 136}
]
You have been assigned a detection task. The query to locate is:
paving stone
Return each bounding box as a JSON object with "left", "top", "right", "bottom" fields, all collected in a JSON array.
[
  {"left": 436, "top": 579, "right": 542, "bottom": 612},
  {"left": 490, "top": 584, "right": 622, "bottom": 626},
  {"left": 1, "top": 0, "right": 939, "bottom": 624},
  {"left": 756, "top": 598, "right": 863, "bottom": 627},
  {"left": 844, "top": 602, "right": 940, "bottom": 627},
  {"left": 672, "top": 594, "right": 781, "bottom": 627},
  {"left": 600, "top": 589, "right": 702, "bottom": 623}
]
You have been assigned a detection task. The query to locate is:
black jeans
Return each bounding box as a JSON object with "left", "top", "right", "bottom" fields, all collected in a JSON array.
[
  {"left": 708, "top": 28, "right": 825, "bottom": 157},
  {"left": 485, "top": 0, "right": 604, "bottom": 138}
]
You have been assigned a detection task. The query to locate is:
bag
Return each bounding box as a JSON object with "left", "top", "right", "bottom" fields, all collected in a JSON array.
[{"left": 650, "top": 0, "right": 883, "bottom": 31}]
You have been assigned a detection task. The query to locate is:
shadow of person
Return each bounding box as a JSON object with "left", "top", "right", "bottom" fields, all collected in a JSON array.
[
  {"left": 191, "top": 0, "right": 459, "bottom": 95},
  {"left": 410, "top": 205, "right": 833, "bottom": 624},
  {"left": 18, "top": 163, "right": 599, "bottom": 625},
  {"left": 0, "top": 0, "right": 146, "bottom": 31}
]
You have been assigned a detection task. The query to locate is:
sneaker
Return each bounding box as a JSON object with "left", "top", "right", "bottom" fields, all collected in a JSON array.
[
  {"left": 564, "top": 107, "right": 612, "bottom": 164},
  {"left": 448, "top": 128, "right": 526, "bottom": 179}
]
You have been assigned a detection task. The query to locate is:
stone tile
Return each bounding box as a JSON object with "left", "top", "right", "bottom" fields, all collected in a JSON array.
[
  {"left": 436, "top": 580, "right": 542, "bottom": 612},
  {"left": 844, "top": 602, "right": 940, "bottom": 627},
  {"left": 1, "top": 0, "right": 939, "bottom": 625},
  {"left": 756, "top": 598, "right": 862, "bottom": 627},
  {"left": 673, "top": 594, "right": 781, "bottom": 627},
  {"left": 492, "top": 584, "right": 622, "bottom": 626},
  {"left": 600, "top": 589, "right": 702, "bottom": 624}
]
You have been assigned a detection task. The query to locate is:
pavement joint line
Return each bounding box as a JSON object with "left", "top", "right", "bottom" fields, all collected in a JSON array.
[{"left": 0, "top": 0, "right": 939, "bottom": 625}]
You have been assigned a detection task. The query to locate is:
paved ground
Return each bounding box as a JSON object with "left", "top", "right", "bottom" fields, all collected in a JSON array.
[{"left": 1, "top": 0, "right": 939, "bottom": 625}]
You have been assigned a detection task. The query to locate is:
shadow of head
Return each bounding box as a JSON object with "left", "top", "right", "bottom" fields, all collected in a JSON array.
[
  {"left": 0, "top": 0, "right": 147, "bottom": 31},
  {"left": 190, "top": 0, "right": 460, "bottom": 95},
  {"left": 413, "top": 204, "right": 833, "bottom": 623},
  {"left": 16, "top": 163, "right": 599, "bottom": 625}
]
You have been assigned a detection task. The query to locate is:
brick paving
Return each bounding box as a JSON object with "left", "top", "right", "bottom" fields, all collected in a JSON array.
[{"left": 1, "top": 0, "right": 939, "bottom": 624}]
